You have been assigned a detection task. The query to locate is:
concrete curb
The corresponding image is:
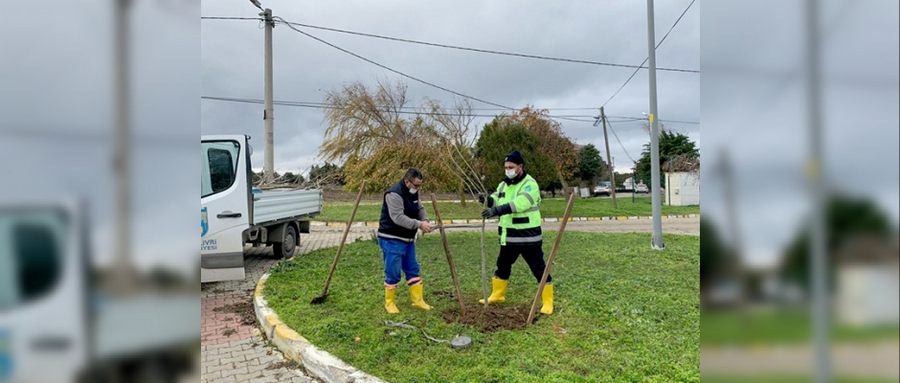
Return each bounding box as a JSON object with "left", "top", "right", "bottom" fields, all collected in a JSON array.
[
  {"left": 310, "top": 214, "right": 699, "bottom": 227},
  {"left": 254, "top": 274, "right": 387, "bottom": 383}
]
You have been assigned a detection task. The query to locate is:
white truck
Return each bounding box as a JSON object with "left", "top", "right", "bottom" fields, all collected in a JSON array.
[
  {"left": 0, "top": 201, "right": 197, "bottom": 383},
  {"left": 201, "top": 135, "right": 323, "bottom": 283}
]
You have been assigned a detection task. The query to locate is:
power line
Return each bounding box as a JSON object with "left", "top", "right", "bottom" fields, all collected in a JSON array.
[
  {"left": 610, "top": 117, "right": 699, "bottom": 125},
  {"left": 272, "top": 16, "right": 517, "bottom": 111},
  {"left": 203, "top": 14, "right": 700, "bottom": 125},
  {"left": 201, "top": 16, "right": 699, "bottom": 73},
  {"left": 1, "top": 127, "right": 188, "bottom": 145},
  {"left": 275, "top": 20, "right": 699, "bottom": 73},
  {"left": 202, "top": 96, "right": 600, "bottom": 118},
  {"left": 202, "top": 96, "right": 699, "bottom": 124},
  {"left": 200, "top": 16, "right": 260, "bottom": 21},
  {"left": 605, "top": 119, "right": 638, "bottom": 163},
  {"left": 601, "top": 0, "right": 697, "bottom": 108}
]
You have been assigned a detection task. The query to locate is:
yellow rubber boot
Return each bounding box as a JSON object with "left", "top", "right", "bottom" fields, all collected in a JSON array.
[
  {"left": 409, "top": 283, "right": 432, "bottom": 311},
  {"left": 479, "top": 277, "right": 509, "bottom": 304},
  {"left": 384, "top": 287, "right": 400, "bottom": 314},
  {"left": 540, "top": 284, "right": 554, "bottom": 314}
]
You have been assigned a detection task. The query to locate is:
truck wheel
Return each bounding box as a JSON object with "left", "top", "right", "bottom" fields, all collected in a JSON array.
[{"left": 273, "top": 224, "right": 297, "bottom": 259}]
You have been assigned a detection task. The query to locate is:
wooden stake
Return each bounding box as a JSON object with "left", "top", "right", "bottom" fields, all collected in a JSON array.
[
  {"left": 430, "top": 194, "right": 465, "bottom": 315},
  {"left": 525, "top": 192, "right": 576, "bottom": 325},
  {"left": 310, "top": 181, "right": 366, "bottom": 304}
]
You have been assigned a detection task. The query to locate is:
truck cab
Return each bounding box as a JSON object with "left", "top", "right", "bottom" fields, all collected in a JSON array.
[
  {"left": 201, "top": 135, "right": 254, "bottom": 283},
  {"left": 201, "top": 135, "right": 322, "bottom": 283},
  {"left": 0, "top": 203, "right": 89, "bottom": 383}
]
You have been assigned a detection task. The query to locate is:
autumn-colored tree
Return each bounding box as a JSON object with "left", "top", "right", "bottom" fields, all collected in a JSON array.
[
  {"left": 475, "top": 119, "right": 555, "bottom": 190},
  {"left": 319, "top": 80, "right": 465, "bottom": 192},
  {"left": 474, "top": 108, "right": 578, "bottom": 194},
  {"left": 423, "top": 98, "right": 486, "bottom": 199},
  {"left": 514, "top": 107, "right": 578, "bottom": 191}
]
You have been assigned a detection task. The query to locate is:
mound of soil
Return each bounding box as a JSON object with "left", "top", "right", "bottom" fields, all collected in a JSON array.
[{"left": 442, "top": 302, "right": 533, "bottom": 332}]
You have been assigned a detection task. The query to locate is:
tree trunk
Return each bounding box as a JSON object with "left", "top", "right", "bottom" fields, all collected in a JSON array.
[
  {"left": 557, "top": 167, "right": 571, "bottom": 198},
  {"left": 458, "top": 184, "right": 467, "bottom": 207}
]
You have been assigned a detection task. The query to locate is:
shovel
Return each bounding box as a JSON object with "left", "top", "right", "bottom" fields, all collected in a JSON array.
[{"left": 310, "top": 181, "right": 366, "bottom": 304}]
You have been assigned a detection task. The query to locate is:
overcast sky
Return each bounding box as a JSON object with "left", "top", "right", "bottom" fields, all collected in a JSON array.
[
  {"left": 1, "top": 0, "right": 198, "bottom": 273},
  {"left": 0, "top": 1, "right": 894, "bottom": 273},
  {"left": 701, "top": 0, "right": 899, "bottom": 267},
  {"left": 201, "top": 0, "right": 701, "bottom": 174}
]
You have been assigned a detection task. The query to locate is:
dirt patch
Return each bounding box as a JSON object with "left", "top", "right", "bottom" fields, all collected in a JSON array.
[
  {"left": 266, "top": 359, "right": 300, "bottom": 370},
  {"left": 442, "top": 302, "right": 532, "bottom": 333},
  {"left": 222, "top": 328, "right": 237, "bottom": 336},
  {"left": 213, "top": 300, "right": 256, "bottom": 326}
]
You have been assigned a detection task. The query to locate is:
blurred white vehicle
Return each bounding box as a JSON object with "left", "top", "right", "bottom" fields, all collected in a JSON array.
[{"left": 0, "top": 202, "right": 196, "bottom": 383}]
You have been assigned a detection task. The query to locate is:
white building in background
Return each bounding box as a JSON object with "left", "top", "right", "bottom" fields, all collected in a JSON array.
[
  {"left": 664, "top": 171, "right": 700, "bottom": 206},
  {"left": 835, "top": 237, "right": 900, "bottom": 326}
]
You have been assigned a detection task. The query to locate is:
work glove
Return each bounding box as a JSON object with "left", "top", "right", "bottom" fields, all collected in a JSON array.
[
  {"left": 481, "top": 203, "right": 512, "bottom": 219},
  {"left": 477, "top": 194, "right": 495, "bottom": 208}
]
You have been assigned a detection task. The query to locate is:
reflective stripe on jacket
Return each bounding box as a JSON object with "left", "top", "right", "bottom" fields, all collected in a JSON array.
[{"left": 491, "top": 174, "right": 542, "bottom": 245}]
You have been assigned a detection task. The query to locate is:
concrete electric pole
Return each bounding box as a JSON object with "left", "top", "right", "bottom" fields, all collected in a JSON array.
[
  {"left": 600, "top": 107, "right": 617, "bottom": 208},
  {"left": 112, "top": 0, "right": 136, "bottom": 293},
  {"left": 251, "top": 0, "right": 276, "bottom": 183}
]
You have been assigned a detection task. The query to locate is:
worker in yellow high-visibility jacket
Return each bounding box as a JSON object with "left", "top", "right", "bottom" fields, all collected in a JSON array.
[{"left": 479, "top": 150, "right": 553, "bottom": 314}]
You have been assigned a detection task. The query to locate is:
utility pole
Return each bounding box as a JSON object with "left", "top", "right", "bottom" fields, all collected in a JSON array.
[
  {"left": 259, "top": 5, "right": 276, "bottom": 183},
  {"left": 646, "top": 0, "right": 665, "bottom": 250},
  {"left": 111, "top": 0, "right": 135, "bottom": 293},
  {"left": 720, "top": 149, "right": 745, "bottom": 303},
  {"left": 805, "top": 0, "right": 830, "bottom": 381},
  {"left": 600, "top": 107, "right": 617, "bottom": 208}
]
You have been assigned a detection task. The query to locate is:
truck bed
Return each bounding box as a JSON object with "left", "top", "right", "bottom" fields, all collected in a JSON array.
[
  {"left": 252, "top": 189, "right": 322, "bottom": 225},
  {"left": 93, "top": 294, "right": 197, "bottom": 360}
]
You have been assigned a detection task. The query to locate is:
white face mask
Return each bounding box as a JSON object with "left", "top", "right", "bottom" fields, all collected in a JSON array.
[
  {"left": 406, "top": 180, "right": 420, "bottom": 194},
  {"left": 505, "top": 169, "right": 518, "bottom": 179}
]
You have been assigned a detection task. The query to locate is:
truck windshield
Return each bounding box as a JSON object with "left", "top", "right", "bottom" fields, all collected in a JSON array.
[{"left": 0, "top": 209, "right": 66, "bottom": 311}]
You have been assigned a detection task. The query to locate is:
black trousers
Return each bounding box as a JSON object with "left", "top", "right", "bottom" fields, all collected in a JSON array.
[{"left": 494, "top": 242, "right": 552, "bottom": 283}]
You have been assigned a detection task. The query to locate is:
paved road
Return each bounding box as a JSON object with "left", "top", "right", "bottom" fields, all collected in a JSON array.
[
  {"left": 199, "top": 217, "right": 699, "bottom": 382},
  {"left": 701, "top": 342, "right": 900, "bottom": 379},
  {"left": 443, "top": 216, "right": 700, "bottom": 236}
]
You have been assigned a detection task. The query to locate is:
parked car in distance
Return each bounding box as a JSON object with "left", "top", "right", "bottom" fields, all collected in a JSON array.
[
  {"left": 593, "top": 181, "right": 612, "bottom": 196},
  {"left": 635, "top": 182, "right": 649, "bottom": 193}
]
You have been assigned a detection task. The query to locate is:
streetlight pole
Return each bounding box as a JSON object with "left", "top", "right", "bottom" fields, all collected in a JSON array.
[
  {"left": 805, "top": 0, "right": 830, "bottom": 381},
  {"left": 646, "top": 0, "right": 665, "bottom": 250}
]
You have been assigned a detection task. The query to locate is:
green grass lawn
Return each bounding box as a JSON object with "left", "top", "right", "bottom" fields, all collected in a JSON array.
[
  {"left": 265, "top": 232, "right": 700, "bottom": 383},
  {"left": 701, "top": 309, "right": 900, "bottom": 346},
  {"left": 316, "top": 196, "right": 700, "bottom": 222}
]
